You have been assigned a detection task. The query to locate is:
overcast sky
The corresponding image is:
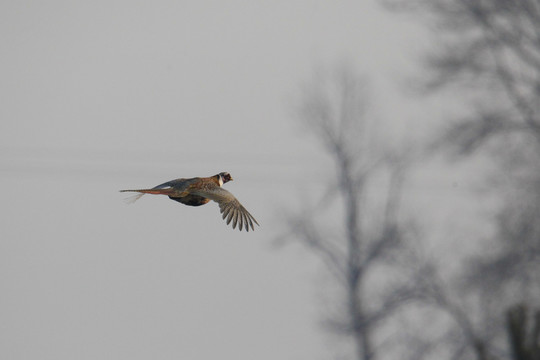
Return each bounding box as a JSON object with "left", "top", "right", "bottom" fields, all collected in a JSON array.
[{"left": 0, "top": 2, "right": 490, "bottom": 359}]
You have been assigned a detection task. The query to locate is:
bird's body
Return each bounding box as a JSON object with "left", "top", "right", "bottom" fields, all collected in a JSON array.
[{"left": 120, "top": 172, "right": 259, "bottom": 232}]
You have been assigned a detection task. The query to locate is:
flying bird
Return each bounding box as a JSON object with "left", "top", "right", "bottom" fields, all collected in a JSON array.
[{"left": 120, "top": 172, "right": 259, "bottom": 232}]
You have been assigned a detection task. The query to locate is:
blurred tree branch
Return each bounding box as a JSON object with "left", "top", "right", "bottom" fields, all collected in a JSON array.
[
  {"left": 281, "top": 65, "right": 419, "bottom": 360},
  {"left": 383, "top": 0, "right": 540, "bottom": 153},
  {"left": 378, "top": 1, "right": 540, "bottom": 359}
]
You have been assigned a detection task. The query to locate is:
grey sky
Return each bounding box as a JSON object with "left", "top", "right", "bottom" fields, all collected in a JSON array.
[{"left": 0, "top": 1, "right": 485, "bottom": 359}]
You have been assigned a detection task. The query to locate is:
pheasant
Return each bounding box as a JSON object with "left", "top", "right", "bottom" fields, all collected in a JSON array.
[{"left": 120, "top": 172, "right": 259, "bottom": 232}]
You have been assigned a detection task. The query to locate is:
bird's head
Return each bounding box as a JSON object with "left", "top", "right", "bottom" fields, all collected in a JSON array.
[{"left": 218, "top": 172, "right": 233, "bottom": 186}]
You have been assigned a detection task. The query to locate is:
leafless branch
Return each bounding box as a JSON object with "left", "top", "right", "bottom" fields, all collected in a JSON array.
[{"left": 285, "top": 65, "right": 415, "bottom": 360}]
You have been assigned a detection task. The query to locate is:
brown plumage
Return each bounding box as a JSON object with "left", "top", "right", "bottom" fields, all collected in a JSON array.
[{"left": 120, "top": 172, "right": 259, "bottom": 232}]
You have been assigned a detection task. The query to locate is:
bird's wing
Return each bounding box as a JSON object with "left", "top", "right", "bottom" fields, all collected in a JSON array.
[{"left": 195, "top": 187, "right": 259, "bottom": 232}]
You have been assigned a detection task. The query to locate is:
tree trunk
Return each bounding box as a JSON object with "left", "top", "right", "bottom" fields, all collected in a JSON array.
[{"left": 506, "top": 304, "right": 540, "bottom": 360}]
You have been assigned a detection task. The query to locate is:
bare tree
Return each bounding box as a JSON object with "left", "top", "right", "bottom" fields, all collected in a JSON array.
[
  {"left": 281, "top": 66, "right": 418, "bottom": 360},
  {"left": 377, "top": 1, "right": 540, "bottom": 359},
  {"left": 382, "top": 0, "right": 540, "bottom": 152}
]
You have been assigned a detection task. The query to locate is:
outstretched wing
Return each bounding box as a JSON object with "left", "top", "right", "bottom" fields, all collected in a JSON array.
[{"left": 195, "top": 187, "right": 259, "bottom": 232}]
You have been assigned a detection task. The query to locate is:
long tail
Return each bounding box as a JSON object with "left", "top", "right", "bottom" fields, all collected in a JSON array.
[{"left": 119, "top": 188, "right": 177, "bottom": 204}]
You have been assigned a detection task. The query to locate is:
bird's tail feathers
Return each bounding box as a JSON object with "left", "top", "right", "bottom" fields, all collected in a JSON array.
[
  {"left": 119, "top": 188, "right": 176, "bottom": 204},
  {"left": 123, "top": 192, "right": 146, "bottom": 204}
]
